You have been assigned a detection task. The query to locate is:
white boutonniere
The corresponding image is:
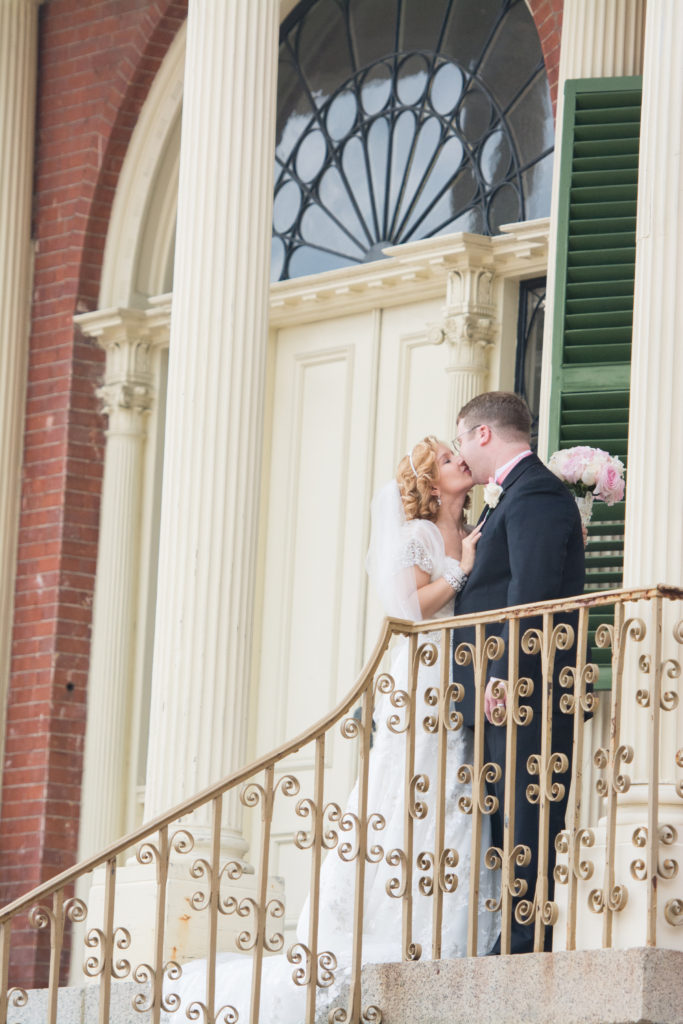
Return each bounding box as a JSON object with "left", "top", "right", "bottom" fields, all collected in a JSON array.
[{"left": 483, "top": 479, "right": 503, "bottom": 510}]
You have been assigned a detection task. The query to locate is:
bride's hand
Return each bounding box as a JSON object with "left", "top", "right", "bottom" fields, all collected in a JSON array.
[{"left": 460, "top": 521, "right": 483, "bottom": 576}]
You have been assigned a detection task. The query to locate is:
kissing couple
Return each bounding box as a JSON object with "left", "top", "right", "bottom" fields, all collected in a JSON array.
[{"left": 169, "top": 390, "right": 585, "bottom": 1020}]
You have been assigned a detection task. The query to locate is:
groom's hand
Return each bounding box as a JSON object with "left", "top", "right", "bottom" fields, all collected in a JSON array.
[{"left": 484, "top": 677, "right": 507, "bottom": 724}]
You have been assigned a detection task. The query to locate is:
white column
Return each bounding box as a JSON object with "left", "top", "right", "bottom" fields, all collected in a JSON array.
[
  {"left": 621, "top": 0, "right": 683, "bottom": 812},
  {"left": 537, "top": 0, "right": 646, "bottom": 456},
  {"left": 74, "top": 310, "right": 153, "bottom": 858},
  {"left": 143, "top": 0, "right": 279, "bottom": 855},
  {"left": 555, "top": 1, "right": 683, "bottom": 953},
  {"left": 0, "top": 0, "right": 40, "bottom": 774},
  {"left": 623, "top": 2, "right": 683, "bottom": 593}
]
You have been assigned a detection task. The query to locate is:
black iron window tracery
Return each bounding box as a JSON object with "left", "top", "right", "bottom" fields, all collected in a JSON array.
[{"left": 273, "top": 0, "right": 554, "bottom": 281}]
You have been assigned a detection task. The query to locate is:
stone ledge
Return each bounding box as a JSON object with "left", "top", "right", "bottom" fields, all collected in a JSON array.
[
  {"left": 362, "top": 948, "right": 683, "bottom": 1024},
  {"left": 8, "top": 948, "right": 683, "bottom": 1023}
]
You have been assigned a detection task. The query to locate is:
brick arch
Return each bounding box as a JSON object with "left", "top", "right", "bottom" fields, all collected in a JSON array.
[
  {"left": 74, "top": 4, "right": 188, "bottom": 310},
  {"left": 0, "top": 0, "right": 187, "bottom": 989},
  {"left": 526, "top": 0, "right": 564, "bottom": 115}
]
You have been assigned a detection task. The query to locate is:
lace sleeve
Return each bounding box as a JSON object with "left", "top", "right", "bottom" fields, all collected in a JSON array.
[{"left": 399, "top": 536, "right": 433, "bottom": 574}]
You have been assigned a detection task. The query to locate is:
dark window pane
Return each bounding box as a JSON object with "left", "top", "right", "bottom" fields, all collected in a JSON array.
[
  {"left": 487, "top": 181, "right": 522, "bottom": 232},
  {"left": 478, "top": 2, "right": 544, "bottom": 109},
  {"left": 521, "top": 152, "right": 553, "bottom": 220},
  {"left": 399, "top": 0, "right": 451, "bottom": 52},
  {"left": 515, "top": 277, "right": 546, "bottom": 450},
  {"left": 506, "top": 71, "right": 554, "bottom": 164},
  {"left": 297, "top": 0, "right": 354, "bottom": 102},
  {"left": 458, "top": 87, "right": 494, "bottom": 142},
  {"left": 441, "top": 0, "right": 504, "bottom": 71},
  {"left": 349, "top": 0, "right": 399, "bottom": 68},
  {"left": 479, "top": 129, "right": 512, "bottom": 187}
]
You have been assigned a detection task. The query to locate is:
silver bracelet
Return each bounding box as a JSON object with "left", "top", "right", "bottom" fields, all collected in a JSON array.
[{"left": 443, "top": 566, "right": 467, "bottom": 593}]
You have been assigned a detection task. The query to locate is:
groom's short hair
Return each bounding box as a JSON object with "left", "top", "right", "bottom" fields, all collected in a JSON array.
[{"left": 459, "top": 391, "right": 531, "bottom": 441}]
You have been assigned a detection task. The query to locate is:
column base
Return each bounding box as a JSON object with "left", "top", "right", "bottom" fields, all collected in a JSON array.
[{"left": 554, "top": 787, "right": 683, "bottom": 951}]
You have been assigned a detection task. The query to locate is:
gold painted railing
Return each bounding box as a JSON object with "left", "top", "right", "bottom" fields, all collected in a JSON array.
[{"left": 1, "top": 585, "right": 683, "bottom": 1024}]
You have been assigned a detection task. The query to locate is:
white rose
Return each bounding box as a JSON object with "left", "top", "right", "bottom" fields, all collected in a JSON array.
[
  {"left": 581, "top": 461, "right": 598, "bottom": 487},
  {"left": 483, "top": 480, "right": 503, "bottom": 509}
]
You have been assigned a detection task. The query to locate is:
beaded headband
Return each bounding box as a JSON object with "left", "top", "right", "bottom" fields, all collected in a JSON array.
[{"left": 409, "top": 451, "right": 418, "bottom": 477}]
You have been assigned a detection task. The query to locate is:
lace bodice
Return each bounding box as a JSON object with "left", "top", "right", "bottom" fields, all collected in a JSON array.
[{"left": 399, "top": 518, "right": 463, "bottom": 618}]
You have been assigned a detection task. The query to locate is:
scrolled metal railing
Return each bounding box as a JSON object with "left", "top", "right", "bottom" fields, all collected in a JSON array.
[{"left": 1, "top": 585, "right": 682, "bottom": 1024}]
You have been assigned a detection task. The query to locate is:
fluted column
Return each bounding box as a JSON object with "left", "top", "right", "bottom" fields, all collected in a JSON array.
[
  {"left": 0, "top": 0, "right": 40, "bottom": 774},
  {"left": 621, "top": 1, "right": 683, "bottom": 796},
  {"left": 74, "top": 310, "right": 153, "bottom": 858},
  {"left": 554, "top": 1, "right": 682, "bottom": 952},
  {"left": 537, "top": 0, "right": 645, "bottom": 455},
  {"left": 143, "top": 0, "right": 279, "bottom": 855}
]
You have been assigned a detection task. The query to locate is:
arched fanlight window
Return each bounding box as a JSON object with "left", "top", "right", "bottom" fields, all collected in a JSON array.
[{"left": 273, "top": 0, "right": 554, "bottom": 280}]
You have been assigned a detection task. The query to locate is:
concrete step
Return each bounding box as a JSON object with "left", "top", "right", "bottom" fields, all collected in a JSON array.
[{"left": 8, "top": 948, "right": 683, "bottom": 1024}]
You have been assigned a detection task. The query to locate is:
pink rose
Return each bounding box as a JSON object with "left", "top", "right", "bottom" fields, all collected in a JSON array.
[
  {"left": 594, "top": 462, "right": 625, "bottom": 505},
  {"left": 558, "top": 450, "right": 586, "bottom": 484}
]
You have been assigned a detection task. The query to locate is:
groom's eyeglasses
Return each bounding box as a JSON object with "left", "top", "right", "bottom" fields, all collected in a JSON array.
[{"left": 452, "top": 424, "right": 482, "bottom": 454}]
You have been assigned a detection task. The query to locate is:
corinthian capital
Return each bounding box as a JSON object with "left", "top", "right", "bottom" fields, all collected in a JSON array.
[
  {"left": 75, "top": 307, "right": 155, "bottom": 421},
  {"left": 96, "top": 380, "right": 153, "bottom": 418},
  {"left": 435, "top": 265, "right": 497, "bottom": 357}
]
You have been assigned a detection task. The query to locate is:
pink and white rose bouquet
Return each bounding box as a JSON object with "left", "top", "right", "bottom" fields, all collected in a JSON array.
[{"left": 548, "top": 446, "right": 625, "bottom": 525}]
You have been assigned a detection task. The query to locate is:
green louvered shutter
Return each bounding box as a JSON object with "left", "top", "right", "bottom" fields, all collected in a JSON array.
[{"left": 548, "top": 77, "right": 641, "bottom": 686}]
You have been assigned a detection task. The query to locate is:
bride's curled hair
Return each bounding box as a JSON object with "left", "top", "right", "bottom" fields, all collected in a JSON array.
[{"left": 397, "top": 436, "right": 442, "bottom": 522}]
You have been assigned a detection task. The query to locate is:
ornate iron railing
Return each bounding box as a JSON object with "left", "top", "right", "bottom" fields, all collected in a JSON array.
[{"left": 1, "top": 585, "right": 682, "bottom": 1024}]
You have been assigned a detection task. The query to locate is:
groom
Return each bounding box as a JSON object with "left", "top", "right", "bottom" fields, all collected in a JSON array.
[{"left": 452, "top": 391, "right": 586, "bottom": 955}]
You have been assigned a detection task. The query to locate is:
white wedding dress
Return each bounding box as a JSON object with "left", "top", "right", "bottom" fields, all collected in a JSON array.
[{"left": 164, "top": 513, "right": 499, "bottom": 1022}]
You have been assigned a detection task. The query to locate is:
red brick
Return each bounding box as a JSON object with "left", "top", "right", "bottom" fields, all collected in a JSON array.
[{"left": 0, "top": 0, "right": 187, "bottom": 990}]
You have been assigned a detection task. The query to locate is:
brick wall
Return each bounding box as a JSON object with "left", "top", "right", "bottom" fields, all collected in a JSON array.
[
  {"left": 528, "top": 0, "right": 564, "bottom": 114},
  {"left": 0, "top": 0, "right": 187, "bottom": 989}
]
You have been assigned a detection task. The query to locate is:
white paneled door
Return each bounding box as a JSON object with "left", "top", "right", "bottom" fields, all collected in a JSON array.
[{"left": 253, "top": 291, "right": 453, "bottom": 932}]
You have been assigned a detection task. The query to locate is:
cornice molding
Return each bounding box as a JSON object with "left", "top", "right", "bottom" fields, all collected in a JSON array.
[
  {"left": 269, "top": 219, "right": 549, "bottom": 327},
  {"left": 78, "top": 221, "right": 549, "bottom": 345}
]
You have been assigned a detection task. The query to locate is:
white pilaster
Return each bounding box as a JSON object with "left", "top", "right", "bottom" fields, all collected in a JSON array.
[
  {"left": 537, "top": 0, "right": 646, "bottom": 456},
  {"left": 75, "top": 310, "right": 153, "bottom": 858},
  {"left": 0, "top": 0, "right": 40, "bottom": 775},
  {"left": 143, "top": 0, "right": 279, "bottom": 854},
  {"left": 621, "top": 0, "right": 683, "bottom": 789},
  {"left": 428, "top": 238, "right": 498, "bottom": 436},
  {"left": 440, "top": 265, "right": 496, "bottom": 437}
]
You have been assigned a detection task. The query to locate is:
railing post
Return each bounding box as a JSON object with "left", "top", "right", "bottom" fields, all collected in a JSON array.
[
  {"left": 500, "top": 617, "right": 521, "bottom": 954},
  {"left": 430, "top": 629, "right": 450, "bottom": 959}
]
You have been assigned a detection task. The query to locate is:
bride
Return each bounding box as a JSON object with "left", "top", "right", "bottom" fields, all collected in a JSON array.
[{"left": 166, "top": 437, "right": 499, "bottom": 1021}]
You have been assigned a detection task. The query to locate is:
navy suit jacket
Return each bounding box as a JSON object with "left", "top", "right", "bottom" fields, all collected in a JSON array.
[{"left": 453, "top": 453, "right": 586, "bottom": 727}]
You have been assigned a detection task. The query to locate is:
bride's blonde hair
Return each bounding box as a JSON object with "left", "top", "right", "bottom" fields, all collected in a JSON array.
[
  {"left": 397, "top": 436, "right": 471, "bottom": 523},
  {"left": 396, "top": 437, "right": 442, "bottom": 522}
]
